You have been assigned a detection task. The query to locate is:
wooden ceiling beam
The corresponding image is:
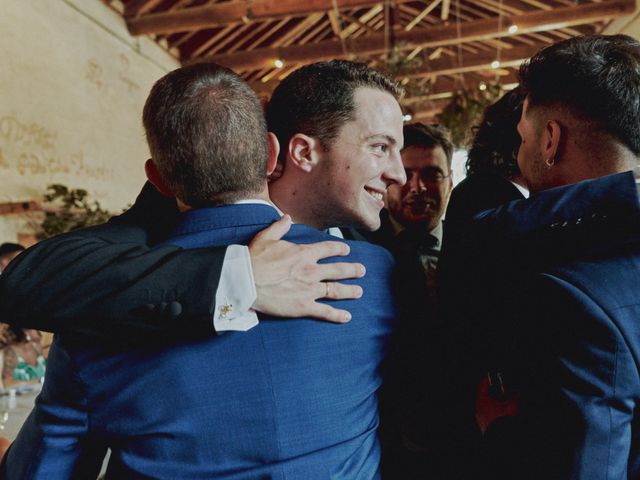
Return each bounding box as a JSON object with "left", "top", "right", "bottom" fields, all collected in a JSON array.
[
  {"left": 127, "top": 0, "right": 416, "bottom": 35},
  {"left": 250, "top": 43, "right": 541, "bottom": 94},
  {"left": 403, "top": 71, "right": 519, "bottom": 106},
  {"left": 125, "top": 0, "right": 164, "bottom": 17},
  {"left": 405, "top": 43, "right": 538, "bottom": 79},
  {"left": 204, "top": 0, "right": 634, "bottom": 71}
]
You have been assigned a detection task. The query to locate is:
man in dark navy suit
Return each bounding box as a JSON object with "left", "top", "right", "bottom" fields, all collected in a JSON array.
[
  {"left": 440, "top": 34, "right": 640, "bottom": 479},
  {"left": 2, "top": 62, "right": 403, "bottom": 478}
]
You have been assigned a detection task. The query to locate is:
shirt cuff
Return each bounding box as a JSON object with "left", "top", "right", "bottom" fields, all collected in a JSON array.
[{"left": 213, "top": 245, "right": 259, "bottom": 332}]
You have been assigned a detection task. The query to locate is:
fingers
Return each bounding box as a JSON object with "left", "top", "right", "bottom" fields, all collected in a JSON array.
[
  {"left": 305, "top": 302, "right": 352, "bottom": 324},
  {"left": 303, "top": 240, "right": 352, "bottom": 261},
  {"left": 251, "top": 215, "right": 292, "bottom": 243},
  {"left": 318, "top": 281, "right": 363, "bottom": 300},
  {"left": 312, "top": 262, "right": 365, "bottom": 282}
]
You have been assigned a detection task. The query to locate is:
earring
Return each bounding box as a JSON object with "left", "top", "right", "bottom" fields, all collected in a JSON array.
[{"left": 545, "top": 156, "right": 555, "bottom": 167}]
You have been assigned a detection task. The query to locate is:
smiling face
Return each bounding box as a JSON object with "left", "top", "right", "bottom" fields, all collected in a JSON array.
[
  {"left": 386, "top": 144, "right": 452, "bottom": 231},
  {"left": 314, "top": 87, "right": 406, "bottom": 231}
]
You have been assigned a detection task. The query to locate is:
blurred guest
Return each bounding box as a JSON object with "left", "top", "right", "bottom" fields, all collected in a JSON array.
[
  {"left": 436, "top": 89, "right": 527, "bottom": 469},
  {"left": 365, "top": 123, "right": 454, "bottom": 479},
  {"left": 443, "top": 87, "right": 527, "bottom": 244},
  {"left": 0, "top": 325, "right": 46, "bottom": 388},
  {"left": 369, "top": 123, "right": 453, "bottom": 290},
  {"left": 0, "top": 244, "right": 24, "bottom": 274}
]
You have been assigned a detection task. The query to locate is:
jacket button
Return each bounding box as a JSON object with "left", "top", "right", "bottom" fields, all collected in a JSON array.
[{"left": 168, "top": 301, "right": 183, "bottom": 318}]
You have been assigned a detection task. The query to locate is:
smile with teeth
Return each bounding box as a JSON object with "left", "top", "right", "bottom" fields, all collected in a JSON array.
[{"left": 365, "top": 188, "right": 384, "bottom": 201}]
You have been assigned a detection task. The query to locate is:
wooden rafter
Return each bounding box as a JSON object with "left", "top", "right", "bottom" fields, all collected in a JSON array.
[
  {"left": 251, "top": 42, "right": 543, "bottom": 94},
  {"left": 127, "top": 0, "right": 417, "bottom": 35},
  {"left": 202, "top": 0, "right": 634, "bottom": 71}
]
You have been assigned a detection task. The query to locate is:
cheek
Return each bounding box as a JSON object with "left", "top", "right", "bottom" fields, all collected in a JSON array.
[{"left": 387, "top": 184, "right": 402, "bottom": 200}]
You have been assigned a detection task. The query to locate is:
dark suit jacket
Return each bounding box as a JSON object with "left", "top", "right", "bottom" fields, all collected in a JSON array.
[
  {"left": 0, "top": 183, "right": 224, "bottom": 339},
  {"left": 443, "top": 171, "right": 525, "bottom": 249},
  {"left": 439, "top": 171, "right": 640, "bottom": 479},
  {"left": 2, "top": 204, "right": 397, "bottom": 479},
  {"left": 364, "top": 210, "right": 450, "bottom": 479}
]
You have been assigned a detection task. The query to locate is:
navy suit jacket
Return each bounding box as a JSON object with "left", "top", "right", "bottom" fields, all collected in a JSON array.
[
  {"left": 440, "top": 171, "right": 640, "bottom": 479},
  {"left": 3, "top": 204, "right": 396, "bottom": 479}
]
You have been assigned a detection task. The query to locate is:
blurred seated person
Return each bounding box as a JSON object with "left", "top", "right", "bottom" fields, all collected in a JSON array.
[
  {"left": 443, "top": 87, "right": 527, "bottom": 244},
  {"left": 0, "top": 325, "right": 46, "bottom": 388},
  {"left": 0, "top": 244, "right": 24, "bottom": 274}
]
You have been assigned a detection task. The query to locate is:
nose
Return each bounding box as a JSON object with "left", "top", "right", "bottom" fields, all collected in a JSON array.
[
  {"left": 408, "top": 170, "right": 426, "bottom": 194},
  {"left": 384, "top": 149, "right": 406, "bottom": 187}
]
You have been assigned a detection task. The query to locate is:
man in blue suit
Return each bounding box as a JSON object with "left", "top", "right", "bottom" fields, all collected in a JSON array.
[
  {"left": 440, "top": 34, "right": 640, "bottom": 479},
  {"left": 2, "top": 63, "right": 402, "bottom": 478}
]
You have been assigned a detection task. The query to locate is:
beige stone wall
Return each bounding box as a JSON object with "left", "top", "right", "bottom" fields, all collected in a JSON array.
[{"left": 0, "top": 0, "right": 179, "bottom": 244}]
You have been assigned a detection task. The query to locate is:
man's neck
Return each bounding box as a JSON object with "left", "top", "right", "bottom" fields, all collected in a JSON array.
[{"left": 178, "top": 189, "right": 273, "bottom": 212}]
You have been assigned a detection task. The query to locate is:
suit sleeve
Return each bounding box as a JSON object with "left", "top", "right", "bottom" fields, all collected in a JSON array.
[
  {"left": 496, "top": 273, "right": 640, "bottom": 480},
  {"left": 0, "top": 183, "right": 226, "bottom": 339}
]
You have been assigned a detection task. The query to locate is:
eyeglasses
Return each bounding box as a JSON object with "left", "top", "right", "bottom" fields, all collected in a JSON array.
[{"left": 406, "top": 168, "right": 451, "bottom": 184}]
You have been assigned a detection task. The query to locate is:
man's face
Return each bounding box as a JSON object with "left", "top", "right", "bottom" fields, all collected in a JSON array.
[
  {"left": 316, "top": 87, "right": 405, "bottom": 231},
  {"left": 516, "top": 98, "right": 548, "bottom": 193},
  {"left": 386, "top": 145, "right": 452, "bottom": 231}
]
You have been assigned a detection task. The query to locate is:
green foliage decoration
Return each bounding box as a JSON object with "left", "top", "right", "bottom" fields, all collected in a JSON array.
[
  {"left": 39, "top": 184, "right": 112, "bottom": 239},
  {"left": 437, "top": 82, "right": 504, "bottom": 148}
]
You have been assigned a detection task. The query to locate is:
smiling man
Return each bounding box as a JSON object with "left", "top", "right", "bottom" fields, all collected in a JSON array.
[
  {"left": 268, "top": 61, "right": 406, "bottom": 232},
  {"left": 369, "top": 123, "right": 453, "bottom": 287},
  {"left": 2, "top": 61, "right": 403, "bottom": 479}
]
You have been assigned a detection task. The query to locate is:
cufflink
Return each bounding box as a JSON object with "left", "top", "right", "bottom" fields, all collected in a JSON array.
[{"left": 219, "top": 303, "right": 234, "bottom": 319}]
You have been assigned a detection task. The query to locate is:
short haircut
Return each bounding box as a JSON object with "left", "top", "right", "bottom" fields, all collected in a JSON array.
[
  {"left": 266, "top": 60, "right": 401, "bottom": 161},
  {"left": 519, "top": 34, "right": 640, "bottom": 155},
  {"left": 143, "top": 62, "right": 269, "bottom": 207},
  {"left": 466, "top": 87, "right": 524, "bottom": 178},
  {"left": 402, "top": 123, "right": 454, "bottom": 170}
]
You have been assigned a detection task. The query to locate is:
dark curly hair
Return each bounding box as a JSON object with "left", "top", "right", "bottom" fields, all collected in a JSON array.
[{"left": 466, "top": 87, "right": 524, "bottom": 178}]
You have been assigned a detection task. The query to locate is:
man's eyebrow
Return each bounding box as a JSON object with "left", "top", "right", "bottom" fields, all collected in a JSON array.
[{"left": 365, "top": 134, "right": 399, "bottom": 145}]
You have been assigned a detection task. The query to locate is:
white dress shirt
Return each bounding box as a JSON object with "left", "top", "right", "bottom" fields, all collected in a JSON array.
[{"left": 212, "top": 199, "right": 278, "bottom": 332}]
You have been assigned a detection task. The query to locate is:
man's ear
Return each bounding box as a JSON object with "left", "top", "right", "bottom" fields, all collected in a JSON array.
[
  {"left": 543, "top": 120, "right": 562, "bottom": 166},
  {"left": 144, "top": 159, "right": 174, "bottom": 198},
  {"left": 288, "top": 133, "right": 321, "bottom": 173},
  {"left": 266, "top": 132, "right": 280, "bottom": 176}
]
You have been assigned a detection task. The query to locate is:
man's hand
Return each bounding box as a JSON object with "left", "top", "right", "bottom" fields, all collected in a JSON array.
[{"left": 249, "top": 215, "right": 365, "bottom": 323}]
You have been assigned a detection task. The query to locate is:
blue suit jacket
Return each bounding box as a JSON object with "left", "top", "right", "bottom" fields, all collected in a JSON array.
[
  {"left": 3, "top": 204, "right": 396, "bottom": 479},
  {"left": 440, "top": 171, "right": 640, "bottom": 479}
]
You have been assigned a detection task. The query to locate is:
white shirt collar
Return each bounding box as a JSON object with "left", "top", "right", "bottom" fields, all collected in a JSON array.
[{"left": 233, "top": 198, "right": 284, "bottom": 216}]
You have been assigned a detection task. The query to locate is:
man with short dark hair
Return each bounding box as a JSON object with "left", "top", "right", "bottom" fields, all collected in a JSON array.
[
  {"left": 375, "top": 123, "right": 454, "bottom": 280},
  {"left": 2, "top": 62, "right": 398, "bottom": 478},
  {"left": 268, "top": 60, "right": 405, "bottom": 232},
  {"left": 441, "top": 34, "right": 640, "bottom": 479}
]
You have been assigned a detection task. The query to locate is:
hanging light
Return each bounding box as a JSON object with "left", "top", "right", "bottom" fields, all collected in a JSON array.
[
  {"left": 403, "top": 114, "right": 413, "bottom": 122},
  {"left": 491, "top": 60, "right": 501, "bottom": 69},
  {"left": 508, "top": 24, "right": 518, "bottom": 34},
  {"left": 479, "top": 82, "right": 487, "bottom": 91},
  {"left": 274, "top": 59, "right": 284, "bottom": 69}
]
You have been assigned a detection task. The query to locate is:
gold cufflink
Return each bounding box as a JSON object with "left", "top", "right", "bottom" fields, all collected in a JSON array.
[{"left": 219, "top": 303, "right": 233, "bottom": 318}]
